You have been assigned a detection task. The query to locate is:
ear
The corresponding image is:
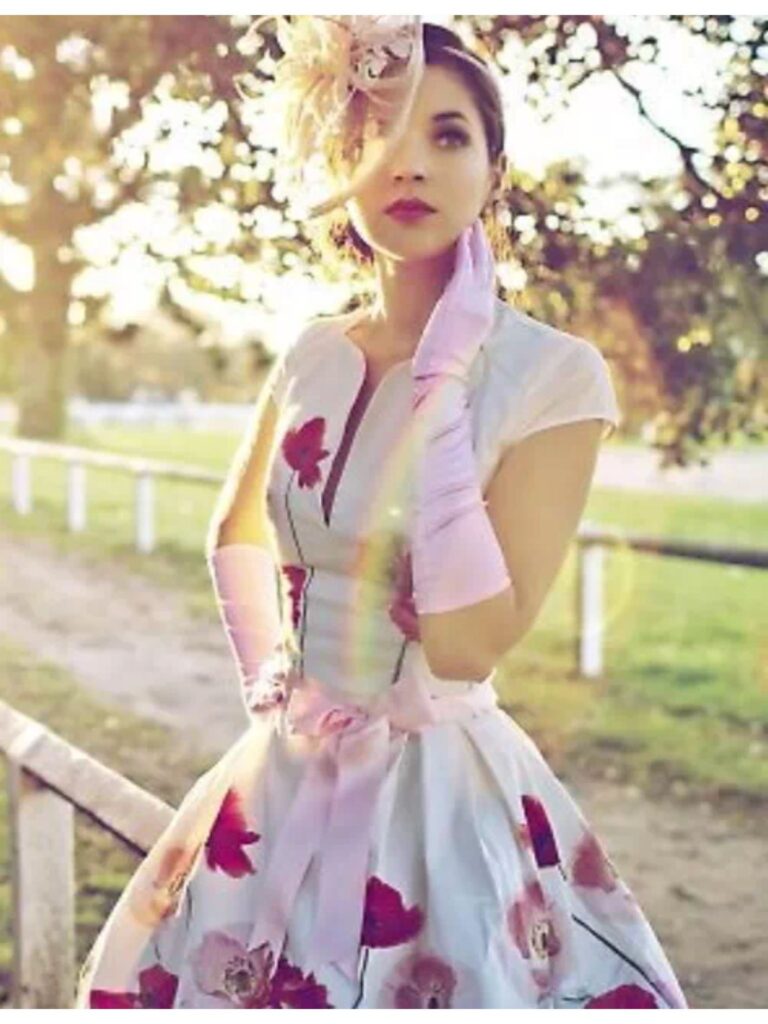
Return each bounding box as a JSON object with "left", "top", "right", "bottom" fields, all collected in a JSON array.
[{"left": 484, "top": 158, "right": 505, "bottom": 207}]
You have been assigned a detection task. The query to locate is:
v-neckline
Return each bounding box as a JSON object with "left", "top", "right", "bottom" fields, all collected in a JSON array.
[
  {"left": 327, "top": 307, "right": 414, "bottom": 378},
  {"left": 318, "top": 309, "right": 413, "bottom": 527}
]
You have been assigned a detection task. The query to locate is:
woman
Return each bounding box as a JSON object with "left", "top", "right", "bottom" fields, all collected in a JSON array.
[{"left": 75, "top": 18, "right": 688, "bottom": 1009}]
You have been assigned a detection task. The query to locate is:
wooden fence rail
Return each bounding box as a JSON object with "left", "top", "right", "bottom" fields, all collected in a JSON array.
[
  {"left": 1, "top": 437, "right": 767, "bottom": 1005},
  {"left": 0, "top": 700, "right": 171, "bottom": 1008},
  {"left": 2, "top": 436, "right": 767, "bottom": 683}
]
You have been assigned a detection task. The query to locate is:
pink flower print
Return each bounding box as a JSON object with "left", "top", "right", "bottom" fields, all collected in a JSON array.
[
  {"left": 387, "top": 547, "right": 420, "bottom": 642},
  {"left": 281, "top": 563, "right": 307, "bottom": 630},
  {"left": 585, "top": 983, "right": 659, "bottom": 1008},
  {"left": 189, "top": 929, "right": 334, "bottom": 1009},
  {"left": 127, "top": 840, "right": 203, "bottom": 928},
  {"left": 90, "top": 963, "right": 179, "bottom": 1008},
  {"left": 568, "top": 826, "right": 641, "bottom": 922},
  {"left": 189, "top": 930, "right": 274, "bottom": 1008},
  {"left": 570, "top": 828, "right": 619, "bottom": 893},
  {"left": 360, "top": 875, "right": 424, "bottom": 948},
  {"left": 378, "top": 951, "right": 458, "bottom": 1009},
  {"left": 282, "top": 417, "right": 330, "bottom": 488},
  {"left": 506, "top": 877, "right": 562, "bottom": 992},
  {"left": 204, "top": 787, "right": 261, "bottom": 878},
  {"left": 521, "top": 794, "right": 561, "bottom": 868}
]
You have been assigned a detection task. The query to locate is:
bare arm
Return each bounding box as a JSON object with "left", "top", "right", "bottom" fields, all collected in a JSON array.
[
  {"left": 206, "top": 389, "right": 280, "bottom": 554},
  {"left": 418, "top": 417, "right": 606, "bottom": 681}
]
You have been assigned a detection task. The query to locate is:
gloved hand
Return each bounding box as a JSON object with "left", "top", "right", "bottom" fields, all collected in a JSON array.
[
  {"left": 409, "top": 219, "right": 513, "bottom": 618},
  {"left": 207, "top": 543, "right": 290, "bottom": 718},
  {"left": 411, "top": 217, "right": 497, "bottom": 403}
]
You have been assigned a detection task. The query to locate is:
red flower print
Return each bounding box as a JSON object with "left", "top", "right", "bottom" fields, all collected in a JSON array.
[
  {"left": 281, "top": 563, "right": 308, "bottom": 630},
  {"left": 521, "top": 794, "right": 561, "bottom": 868},
  {"left": 387, "top": 548, "right": 420, "bottom": 642},
  {"left": 282, "top": 417, "right": 330, "bottom": 488},
  {"left": 360, "top": 875, "right": 424, "bottom": 948},
  {"left": 90, "top": 963, "right": 179, "bottom": 1008},
  {"left": 378, "top": 951, "right": 458, "bottom": 1009},
  {"left": 570, "top": 828, "right": 619, "bottom": 893},
  {"left": 269, "top": 954, "right": 335, "bottom": 1008},
  {"left": 205, "top": 788, "right": 261, "bottom": 878},
  {"left": 585, "top": 983, "right": 659, "bottom": 1008},
  {"left": 506, "top": 878, "right": 562, "bottom": 992}
]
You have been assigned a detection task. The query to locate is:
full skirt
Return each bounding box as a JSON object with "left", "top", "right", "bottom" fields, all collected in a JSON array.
[{"left": 75, "top": 697, "right": 688, "bottom": 1009}]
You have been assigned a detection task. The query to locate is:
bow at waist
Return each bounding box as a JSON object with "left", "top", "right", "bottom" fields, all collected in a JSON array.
[{"left": 246, "top": 665, "right": 499, "bottom": 983}]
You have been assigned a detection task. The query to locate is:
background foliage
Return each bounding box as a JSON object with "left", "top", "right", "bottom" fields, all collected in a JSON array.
[{"left": 0, "top": 15, "right": 766, "bottom": 463}]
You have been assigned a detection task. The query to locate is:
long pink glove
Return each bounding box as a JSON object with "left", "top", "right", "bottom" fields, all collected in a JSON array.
[
  {"left": 206, "top": 543, "right": 288, "bottom": 718},
  {"left": 410, "top": 219, "right": 513, "bottom": 615}
]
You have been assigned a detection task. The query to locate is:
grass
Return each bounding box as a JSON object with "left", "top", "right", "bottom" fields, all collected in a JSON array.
[
  {"left": 0, "top": 422, "right": 766, "bottom": 1002},
  {"left": 0, "top": 636, "right": 213, "bottom": 1008},
  {"left": 0, "top": 425, "right": 766, "bottom": 798}
]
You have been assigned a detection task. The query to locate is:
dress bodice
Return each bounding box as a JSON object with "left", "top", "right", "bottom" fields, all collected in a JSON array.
[{"left": 265, "top": 298, "right": 621, "bottom": 699}]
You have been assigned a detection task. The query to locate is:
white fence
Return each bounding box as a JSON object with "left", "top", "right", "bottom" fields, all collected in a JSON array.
[
  {"left": 0, "top": 398, "right": 253, "bottom": 432},
  {"left": 0, "top": 699, "right": 172, "bottom": 1008},
  {"left": 2, "top": 436, "right": 767, "bottom": 680}
]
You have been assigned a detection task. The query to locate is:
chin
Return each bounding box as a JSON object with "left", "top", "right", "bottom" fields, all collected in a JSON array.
[{"left": 371, "top": 223, "right": 455, "bottom": 262}]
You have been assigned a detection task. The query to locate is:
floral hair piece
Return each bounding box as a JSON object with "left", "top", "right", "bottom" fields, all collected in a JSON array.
[{"left": 235, "top": 15, "right": 425, "bottom": 219}]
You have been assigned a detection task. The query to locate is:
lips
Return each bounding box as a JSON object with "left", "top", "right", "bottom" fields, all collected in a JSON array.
[{"left": 386, "top": 199, "right": 436, "bottom": 215}]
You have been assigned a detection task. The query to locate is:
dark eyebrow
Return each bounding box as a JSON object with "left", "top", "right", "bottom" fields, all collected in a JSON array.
[{"left": 432, "top": 111, "right": 470, "bottom": 124}]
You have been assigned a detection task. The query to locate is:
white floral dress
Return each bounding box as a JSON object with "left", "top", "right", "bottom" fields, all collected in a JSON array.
[{"left": 75, "top": 299, "right": 688, "bottom": 1009}]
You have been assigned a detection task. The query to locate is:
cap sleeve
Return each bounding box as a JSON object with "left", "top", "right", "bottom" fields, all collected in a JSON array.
[
  {"left": 261, "top": 318, "right": 325, "bottom": 410},
  {"left": 500, "top": 337, "right": 622, "bottom": 446}
]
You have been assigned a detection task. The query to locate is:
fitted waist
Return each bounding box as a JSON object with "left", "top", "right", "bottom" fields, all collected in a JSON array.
[
  {"left": 284, "top": 645, "right": 500, "bottom": 736},
  {"left": 245, "top": 642, "right": 500, "bottom": 984}
]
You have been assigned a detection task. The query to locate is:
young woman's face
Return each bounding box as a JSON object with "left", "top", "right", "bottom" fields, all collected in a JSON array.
[{"left": 344, "top": 64, "right": 498, "bottom": 263}]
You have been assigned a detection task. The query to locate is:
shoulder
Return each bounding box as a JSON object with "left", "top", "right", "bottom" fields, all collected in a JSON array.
[
  {"left": 480, "top": 299, "right": 611, "bottom": 391},
  {"left": 282, "top": 314, "right": 340, "bottom": 362},
  {"left": 270, "top": 313, "right": 347, "bottom": 381},
  {"left": 476, "top": 298, "right": 621, "bottom": 446}
]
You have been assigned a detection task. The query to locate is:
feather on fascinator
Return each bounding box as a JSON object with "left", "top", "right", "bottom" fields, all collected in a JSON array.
[{"left": 235, "top": 15, "right": 425, "bottom": 220}]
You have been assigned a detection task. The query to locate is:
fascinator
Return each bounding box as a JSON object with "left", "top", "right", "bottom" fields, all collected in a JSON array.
[{"left": 235, "top": 15, "right": 425, "bottom": 220}]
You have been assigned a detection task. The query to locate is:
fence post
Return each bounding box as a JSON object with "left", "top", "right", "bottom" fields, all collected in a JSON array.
[
  {"left": 135, "top": 470, "right": 155, "bottom": 553},
  {"left": 7, "top": 761, "right": 76, "bottom": 1008},
  {"left": 67, "top": 461, "right": 87, "bottom": 533},
  {"left": 576, "top": 540, "right": 605, "bottom": 677},
  {"left": 11, "top": 452, "right": 32, "bottom": 515}
]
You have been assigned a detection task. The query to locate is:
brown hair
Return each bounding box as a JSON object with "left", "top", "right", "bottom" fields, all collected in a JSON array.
[{"left": 305, "top": 22, "right": 510, "bottom": 281}]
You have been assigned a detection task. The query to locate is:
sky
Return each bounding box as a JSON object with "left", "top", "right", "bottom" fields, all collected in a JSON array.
[{"left": 0, "top": 14, "right": 758, "bottom": 352}]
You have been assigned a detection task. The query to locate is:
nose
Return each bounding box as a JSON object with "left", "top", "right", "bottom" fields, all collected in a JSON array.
[
  {"left": 389, "top": 132, "right": 429, "bottom": 184},
  {"left": 394, "top": 169, "right": 426, "bottom": 184}
]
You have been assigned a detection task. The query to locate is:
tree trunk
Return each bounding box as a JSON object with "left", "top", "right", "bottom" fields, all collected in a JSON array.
[{"left": 15, "top": 241, "right": 73, "bottom": 440}]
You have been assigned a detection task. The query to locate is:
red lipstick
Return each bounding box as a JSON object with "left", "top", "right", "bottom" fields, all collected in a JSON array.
[{"left": 385, "top": 197, "right": 436, "bottom": 223}]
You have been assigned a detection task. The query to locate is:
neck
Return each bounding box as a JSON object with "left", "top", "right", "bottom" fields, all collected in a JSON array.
[{"left": 364, "top": 243, "right": 458, "bottom": 359}]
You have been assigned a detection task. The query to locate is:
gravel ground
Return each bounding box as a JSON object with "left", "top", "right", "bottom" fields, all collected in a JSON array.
[
  {"left": 594, "top": 445, "right": 768, "bottom": 503},
  {"left": 1, "top": 528, "right": 765, "bottom": 1009}
]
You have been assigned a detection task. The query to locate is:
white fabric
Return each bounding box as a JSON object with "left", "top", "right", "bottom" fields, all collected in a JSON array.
[
  {"left": 269, "top": 300, "right": 621, "bottom": 495},
  {"left": 75, "top": 301, "right": 687, "bottom": 1011}
]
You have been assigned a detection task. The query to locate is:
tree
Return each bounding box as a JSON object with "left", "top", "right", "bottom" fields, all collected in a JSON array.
[{"left": 0, "top": 15, "right": 765, "bottom": 464}]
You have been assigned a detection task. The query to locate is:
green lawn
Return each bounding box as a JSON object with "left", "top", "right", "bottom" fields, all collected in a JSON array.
[
  {"left": 0, "top": 424, "right": 766, "bottom": 1004},
  {"left": 0, "top": 637, "right": 211, "bottom": 1008},
  {"left": 0, "top": 425, "right": 766, "bottom": 800}
]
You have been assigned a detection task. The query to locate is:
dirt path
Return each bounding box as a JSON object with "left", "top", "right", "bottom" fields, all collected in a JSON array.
[
  {"left": 1, "top": 530, "right": 764, "bottom": 1009},
  {"left": 594, "top": 445, "right": 768, "bottom": 503}
]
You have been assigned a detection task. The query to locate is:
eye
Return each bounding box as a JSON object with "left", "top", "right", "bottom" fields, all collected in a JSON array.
[{"left": 437, "top": 127, "right": 470, "bottom": 147}]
